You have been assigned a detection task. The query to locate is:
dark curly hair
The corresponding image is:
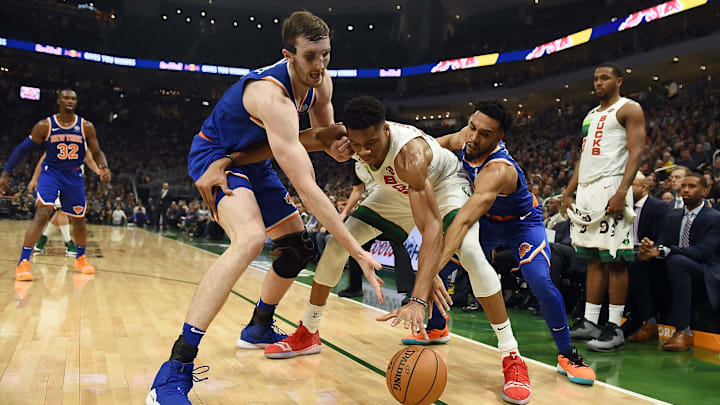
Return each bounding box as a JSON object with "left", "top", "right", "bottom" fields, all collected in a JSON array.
[
  {"left": 474, "top": 100, "right": 513, "bottom": 133},
  {"left": 343, "top": 96, "right": 385, "bottom": 130}
]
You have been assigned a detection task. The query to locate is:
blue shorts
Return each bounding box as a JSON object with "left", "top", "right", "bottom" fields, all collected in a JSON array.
[
  {"left": 479, "top": 216, "right": 551, "bottom": 275},
  {"left": 188, "top": 135, "right": 297, "bottom": 231},
  {"left": 36, "top": 165, "right": 86, "bottom": 217}
]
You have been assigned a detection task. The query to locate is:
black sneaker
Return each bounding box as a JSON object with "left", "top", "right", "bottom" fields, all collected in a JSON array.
[
  {"left": 569, "top": 318, "right": 602, "bottom": 341},
  {"left": 338, "top": 288, "right": 363, "bottom": 298},
  {"left": 587, "top": 322, "right": 625, "bottom": 352},
  {"left": 462, "top": 302, "right": 483, "bottom": 312}
]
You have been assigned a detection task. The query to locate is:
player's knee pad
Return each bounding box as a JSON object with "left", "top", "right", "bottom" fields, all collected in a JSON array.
[
  {"left": 457, "top": 223, "right": 501, "bottom": 297},
  {"left": 271, "top": 230, "right": 316, "bottom": 279},
  {"left": 312, "top": 236, "right": 349, "bottom": 287}
]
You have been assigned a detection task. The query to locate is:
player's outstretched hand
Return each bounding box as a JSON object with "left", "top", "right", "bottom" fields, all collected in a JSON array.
[
  {"left": 376, "top": 301, "right": 428, "bottom": 340},
  {"left": 27, "top": 179, "right": 38, "bottom": 193},
  {"left": 428, "top": 275, "right": 452, "bottom": 318},
  {"left": 195, "top": 158, "right": 232, "bottom": 217},
  {"left": 355, "top": 250, "right": 384, "bottom": 304},
  {"left": 0, "top": 172, "right": 10, "bottom": 195},
  {"left": 100, "top": 168, "right": 112, "bottom": 183}
]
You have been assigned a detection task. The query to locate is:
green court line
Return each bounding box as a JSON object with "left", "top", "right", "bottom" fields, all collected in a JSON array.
[{"left": 9, "top": 258, "right": 448, "bottom": 405}]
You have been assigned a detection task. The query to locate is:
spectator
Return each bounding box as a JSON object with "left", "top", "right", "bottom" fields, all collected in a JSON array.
[
  {"left": 676, "top": 149, "right": 697, "bottom": 172},
  {"left": 669, "top": 166, "right": 689, "bottom": 209},
  {"left": 543, "top": 196, "right": 566, "bottom": 231},
  {"left": 129, "top": 200, "right": 151, "bottom": 227},
  {"left": 639, "top": 173, "right": 720, "bottom": 351},
  {"left": 112, "top": 206, "right": 127, "bottom": 226},
  {"left": 157, "top": 182, "right": 172, "bottom": 231},
  {"left": 661, "top": 191, "right": 674, "bottom": 204}
]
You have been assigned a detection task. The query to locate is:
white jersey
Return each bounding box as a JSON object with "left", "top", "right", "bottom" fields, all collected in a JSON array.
[
  {"left": 357, "top": 121, "right": 467, "bottom": 197},
  {"left": 578, "top": 97, "right": 633, "bottom": 184},
  {"left": 354, "top": 161, "right": 377, "bottom": 194}
]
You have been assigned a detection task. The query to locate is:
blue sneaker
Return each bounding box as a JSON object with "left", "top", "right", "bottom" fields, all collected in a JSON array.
[
  {"left": 236, "top": 321, "right": 288, "bottom": 349},
  {"left": 145, "top": 360, "right": 208, "bottom": 405}
]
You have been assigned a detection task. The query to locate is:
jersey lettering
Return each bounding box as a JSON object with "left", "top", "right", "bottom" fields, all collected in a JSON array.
[{"left": 56, "top": 143, "right": 80, "bottom": 160}]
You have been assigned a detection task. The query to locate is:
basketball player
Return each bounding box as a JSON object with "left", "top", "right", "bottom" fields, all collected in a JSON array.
[
  {"left": 563, "top": 63, "right": 646, "bottom": 352},
  {"left": 29, "top": 151, "right": 101, "bottom": 256},
  {"left": 261, "top": 96, "right": 532, "bottom": 405},
  {"left": 0, "top": 89, "right": 111, "bottom": 281},
  {"left": 408, "top": 100, "right": 595, "bottom": 386},
  {"left": 146, "top": 12, "right": 380, "bottom": 405}
]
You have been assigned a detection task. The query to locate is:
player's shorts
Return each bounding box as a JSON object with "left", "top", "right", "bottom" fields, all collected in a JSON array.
[
  {"left": 350, "top": 177, "right": 471, "bottom": 239},
  {"left": 187, "top": 135, "right": 296, "bottom": 231},
  {"left": 36, "top": 165, "right": 86, "bottom": 217},
  {"left": 571, "top": 175, "right": 634, "bottom": 262},
  {"left": 479, "top": 208, "right": 551, "bottom": 276}
]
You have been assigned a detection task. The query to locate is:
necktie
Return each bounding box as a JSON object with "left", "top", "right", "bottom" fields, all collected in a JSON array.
[
  {"left": 680, "top": 212, "right": 695, "bottom": 248},
  {"left": 633, "top": 205, "right": 642, "bottom": 244}
]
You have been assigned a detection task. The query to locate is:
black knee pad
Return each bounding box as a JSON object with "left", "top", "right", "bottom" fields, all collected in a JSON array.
[{"left": 272, "top": 230, "right": 316, "bottom": 278}]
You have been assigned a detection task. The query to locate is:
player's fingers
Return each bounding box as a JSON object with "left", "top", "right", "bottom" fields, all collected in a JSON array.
[
  {"left": 375, "top": 275, "right": 385, "bottom": 286},
  {"left": 371, "top": 279, "right": 384, "bottom": 304},
  {"left": 376, "top": 310, "right": 396, "bottom": 322},
  {"left": 417, "top": 322, "right": 428, "bottom": 340}
]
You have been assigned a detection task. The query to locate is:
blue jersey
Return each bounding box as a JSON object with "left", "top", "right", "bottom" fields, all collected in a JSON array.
[
  {"left": 461, "top": 141, "right": 541, "bottom": 222},
  {"left": 44, "top": 114, "right": 87, "bottom": 171},
  {"left": 189, "top": 59, "right": 315, "bottom": 180}
]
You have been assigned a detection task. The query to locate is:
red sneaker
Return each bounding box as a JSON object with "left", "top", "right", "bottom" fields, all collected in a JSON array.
[
  {"left": 501, "top": 352, "right": 531, "bottom": 404},
  {"left": 264, "top": 321, "right": 322, "bottom": 359}
]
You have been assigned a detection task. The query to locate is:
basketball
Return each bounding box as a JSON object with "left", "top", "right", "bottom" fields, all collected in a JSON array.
[{"left": 386, "top": 346, "right": 447, "bottom": 405}]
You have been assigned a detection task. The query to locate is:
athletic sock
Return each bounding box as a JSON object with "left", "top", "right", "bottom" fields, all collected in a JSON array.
[
  {"left": 491, "top": 319, "right": 519, "bottom": 357},
  {"left": 584, "top": 302, "right": 602, "bottom": 325},
  {"left": 182, "top": 322, "right": 206, "bottom": 346},
  {"left": 76, "top": 245, "right": 86, "bottom": 258},
  {"left": 59, "top": 224, "right": 71, "bottom": 242},
  {"left": 426, "top": 304, "right": 446, "bottom": 331},
  {"left": 608, "top": 304, "right": 624, "bottom": 326},
  {"left": 301, "top": 302, "right": 326, "bottom": 333},
  {"left": 44, "top": 223, "right": 57, "bottom": 237},
  {"left": 19, "top": 247, "right": 33, "bottom": 264}
]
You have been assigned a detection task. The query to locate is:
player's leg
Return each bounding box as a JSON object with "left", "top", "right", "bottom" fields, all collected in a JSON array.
[
  {"left": 17, "top": 171, "right": 60, "bottom": 280},
  {"left": 59, "top": 174, "right": 95, "bottom": 274},
  {"left": 147, "top": 184, "right": 267, "bottom": 405},
  {"left": 459, "top": 220, "right": 531, "bottom": 405},
  {"left": 569, "top": 257, "right": 605, "bottom": 341},
  {"left": 54, "top": 211, "right": 76, "bottom": 256},
  {"left": 264, "top": 209, "right": 383, "bottom": 359},
  {"left": 401, "top": 260, "right": 456, "bottom": 345},
  {"left": 586, "top": 259, "right": 627, "bottom": 352}
]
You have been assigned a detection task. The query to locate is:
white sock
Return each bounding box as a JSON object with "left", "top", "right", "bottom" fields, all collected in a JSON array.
[
  {"left": 301, "top": 302, "right": 326, "bottom": 333},
  {"left": 608, "top": 304, "right": 625, "bottom": 326},
  {"left": 584, "top": 302, "right": 602, "bottom": 324},
  {"left": 44, "top": 223, "right": 57, "bottom": 237},
  {"left": 59, "top": 224, "right": 72, "bottom": 243},
  {"left": 491, "top": 319, "right": 519, "bottom": 357}
]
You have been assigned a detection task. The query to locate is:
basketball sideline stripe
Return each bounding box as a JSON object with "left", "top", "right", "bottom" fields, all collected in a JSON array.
[
  {"left": 3, "top": 251, "right": 449, "bottom": 405},
  {"left": 154, "top": 229, "right": 667, "bottom": 405}
]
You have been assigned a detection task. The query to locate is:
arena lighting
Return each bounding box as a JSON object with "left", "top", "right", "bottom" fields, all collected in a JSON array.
[
  {"left": 328, "top": 7, "right": 332, "bottom": 12},
  {"left": 672, "top": 56, "right": 679, "bottom": 62},
  {"left": 555, "top": 98, "right": 561, "bottom": 102},
  {"left": 430, "top": 115, "right": 434, "bottom": 119},
  {"left": 368, "top": 24, "right": 374, "bottom": 30},
  {"left": 257, "top": 23, "right": 262, "bottom": 29},
  {"left": 626, "top": 68, "right": 633, "bottom": 74},
  {"left": 110, "top": 13, "right": 116, "bottom": 19},
  {"left": 176, "top": 8, "right": 182, "bottom": 14},
  {"left": 112, "top": 113, "right": 119, "bottom": 119},
  {"left": 200, "top": 11, "right": 206, "bottom": 17},
  {"left": 161, "top": 15, "right": 168, "bottom": 21},
  {"left": 502, "top": 98, "right": 508, "bottom": 102},
  {"left": 422, "top": 116, "right": 427, "bottom": 120},
  {"left": 563, "top": 84, "right": 569, "bottom": 88},
  {"left": 653, "top": 75, "right": 659, "bottom": 80},
  {"left": 518, "top": 103, "right": 523, "bottom": 108},
  {"left": 210, "top": 18, "right": 215, "bottom": 25},
  {"left": 611, "top": 17, "right": 618, "bottom": 22},
  {"left": 347, "top": 25, "right": 354, "bottom": 31},
  {"left": 415, "top": 115, "right": 420, "bottom": 120},
  {"left": 249, "top": 16, "right": 255, "bottom": 22},
  {"left": 273, "top": 18, "right": 279, "bottom": 24},
  {"left": 455, "top": 14, "right": 461, "bottom": 20},
  {"left": 233, "top": 20, "right": 238, "bottom": 27},
  {"left": 534, "top": 0, "right": 539, "bottom": 4},
  {"left": 201, "top": 100, "right": 210, "bottom": 106},
  {"left": 186, "top": 17, "right": 191, "bottom": 23},
  {"left": 396, "top": 5, "right": 401, "bottom": 10},
  {"left": 2, "top": 0, "right": 708, "bottom": 79},
  {"left": 493, "top": 82, "right": 499, "bottom": 87},
  {"left": 700, "top": 65, "right": 707, "bottom": 71}
]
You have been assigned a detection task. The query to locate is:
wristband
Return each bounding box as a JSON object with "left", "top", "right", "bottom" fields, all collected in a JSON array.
[
  {"left": 223, "top": 155, "right": 236, "bottom": 166},
  {"left": 409, "top": 297, "right": 427, "bottom": 307}
]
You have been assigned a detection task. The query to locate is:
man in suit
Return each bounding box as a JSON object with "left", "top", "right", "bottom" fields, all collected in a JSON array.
[
  {"left": 626, "top": 172, "right": 670, "bottom": 342},
  {"left": 157, "top": 182, "right": 172, "bottom": 231},
  {"left": 640, "top": 173, "right": 720, "bottom": 351}
]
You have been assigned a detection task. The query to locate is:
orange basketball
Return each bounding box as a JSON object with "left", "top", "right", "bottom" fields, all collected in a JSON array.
[{"left": 386, "top": 346, "right": 447, "bottom": 405}]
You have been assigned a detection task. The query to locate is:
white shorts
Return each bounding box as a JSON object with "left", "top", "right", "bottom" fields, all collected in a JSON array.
[{"left": 570, "top": 176, "right": 635, "bottom": 261}]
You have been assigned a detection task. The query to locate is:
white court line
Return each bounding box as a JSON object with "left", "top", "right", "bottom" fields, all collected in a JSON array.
[{"left": 153, "top": 229, "right": 671, "bottom": 405}]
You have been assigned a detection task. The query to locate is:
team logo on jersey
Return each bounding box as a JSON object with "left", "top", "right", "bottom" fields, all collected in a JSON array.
[
  {"left": 298, "top": 104, "right": 309, "bottom": 113},
  {"left": 462, "top": 184, "right": 472, "bottom": 197},
  {"left": 518, "top": 242, "right": 533, "bottom": 258},
  {"left": 283, "top": 193, "right": 293, "bottom": 206},
  {"left": 74, "top": 126, "right": 80, "bottom": 131},
  {"left": 73, "top": 206, "right": 84, "bottom": 214}
]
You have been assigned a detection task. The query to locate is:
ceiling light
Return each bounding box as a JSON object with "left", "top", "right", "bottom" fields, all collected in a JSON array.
[
  {"left": 176, "top": 8, "right": 182, "bottom": 14},
  {"left": 249, "top": 16, "right": 255, "bottom": 22},
  {"left": 368, "top": 24, "right": 374, "bottom": 30},
  {"left": 347, "top": 25, "right": 354, "bottom": 31},
  {"left": 396, "top": 4, "right": 401, "bottom": 10},
  {"left": 185, "top": 16, "right": 191, "bottom": 23},
  {"left": 518, "top": 104, "right": 523, "bottom": 108},
  {"left": 672, "top": 56, "right": 679, "bottom": 63},
  {"left": 455, "top": 14, "right": 460, "bottom": 19},
  {"left": 652, "top": 75, "right": 659, "bottom": 81},
  {"left": 700, "top": 65, "right": 707, "bottom": 71},
  {"left": 161, "top": 14, "right": 168, "bottom": 21},
  {"left": 233, "top": 20, "right": 238, "bottom": 27},
  {"left": 555, "top": 98, "right": 561, "bottom": 103},
  {"left": 273, "top": 18, "right": 279, "bottom": 24},
  {"left": 502, "top": 98, "right": 508, "bottom": 102},
  {"left": 210, "top": 18, "right": 215, "bottom": 24},
  {"left": 200, "top": 10, "right": 206, "bottom": 17},
  {"left": 626, "top": 68, "right": 632, "bottom": 74},
  {"left": 563, "top": 84, "right": 569, "bottom": 89},
  {"left": 256, "top": 23, "right": 262, "bottom": 29}
]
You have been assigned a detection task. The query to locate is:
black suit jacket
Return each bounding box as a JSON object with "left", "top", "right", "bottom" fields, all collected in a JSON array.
[
  {"left": 658, "top": 203, "right": 720, "bottom": 309},
  {"left": 636, "top": 196, "right": 670, "bottom": 242}
]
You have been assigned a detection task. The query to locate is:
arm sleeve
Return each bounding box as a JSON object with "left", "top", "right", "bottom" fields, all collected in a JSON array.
[{"left": 4, "top": 137, "right": 40, "bottom": 173}]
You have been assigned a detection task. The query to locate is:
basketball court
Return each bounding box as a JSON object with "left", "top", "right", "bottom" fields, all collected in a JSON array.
[{"left": 0, "top": 221, "right": 673, "bottom": 404}]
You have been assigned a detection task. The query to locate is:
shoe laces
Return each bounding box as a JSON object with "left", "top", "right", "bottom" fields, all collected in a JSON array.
[
  {"left": 562, "top": 347, "right": 587, "bottom": 368},
  {"left": 598, "top": 323, "right": 618, "bottom": 341},
  {"left": 270, "top": 321, "right": 287, "bottom": 339},
  {"left": 502, "top": 354, "right": 530, "bottom": 385}
]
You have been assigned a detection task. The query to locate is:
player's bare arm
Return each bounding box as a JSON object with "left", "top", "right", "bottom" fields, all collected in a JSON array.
[
  {"left": 340, "top": 182, "right": 365, "bottom": 221},
  {"left": 563, "top": 159, "right": 581, "bottom": 214},
  {"left": 440, "top": 163, "right": 517, "bottom": 267},
  {"left": 83, "top": 120, "right": 111, "bottom": 183},
  {"left": 376, "top": 139, "right": 444, "bottom": 335},
  {"left": 247, "top": 80, "right": 382, "bottom": 293},
  {"left": 606, "top": 101, "right": 645, "bottom": 214},
  {"left": 436, "top": 126, "right": 467, "bottom": 151},
  {"left": 84, "top": 146, "right": 101, "bottom": 176},
  {"left": 308, "top": 70, "right": 334, "bottom": 127},
  {"left": 0, "top": 120, "right": 48, "bottom": 193}
]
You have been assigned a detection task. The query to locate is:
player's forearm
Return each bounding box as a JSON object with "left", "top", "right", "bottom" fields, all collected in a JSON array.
[
  {"left": 619, "top": 148, "right": 643, "bottom": 192},
  {"left": 564, "top": 160, "right": 581, "bottom": 196},
  {"left": 92, "top": 150, "right": 109, "bottom": 169},
  {"left": 412, "top": 223, "right": 444, "bottom": 301},
  {"left": 342, "top": 188, "right": 364, "bottom": 217}
]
